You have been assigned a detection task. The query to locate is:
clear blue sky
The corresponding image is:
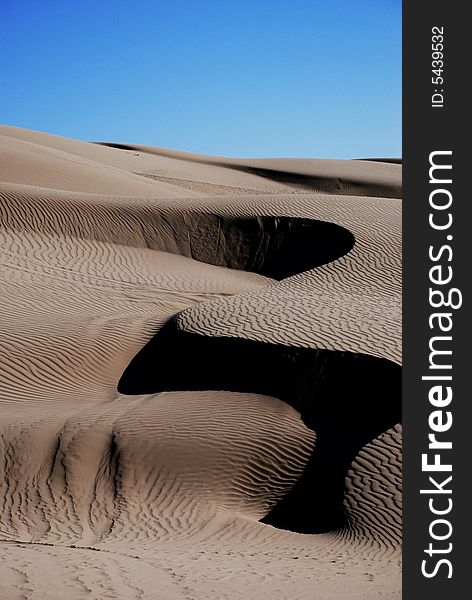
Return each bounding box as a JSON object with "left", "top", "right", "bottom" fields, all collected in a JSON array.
[{"left": 1, "top": 0, "right": 401, "bottom": 158}]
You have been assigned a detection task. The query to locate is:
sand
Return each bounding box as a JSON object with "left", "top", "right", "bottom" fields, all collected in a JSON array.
[{"left": 0, "top": 125, "right": 401, "bottom": 599}]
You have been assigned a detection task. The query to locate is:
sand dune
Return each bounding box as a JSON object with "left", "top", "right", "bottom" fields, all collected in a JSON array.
[{"left": 0, "top": 125, "right": 401, "bottom": 599}]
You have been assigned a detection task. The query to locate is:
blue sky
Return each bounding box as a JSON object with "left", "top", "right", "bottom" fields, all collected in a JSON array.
[{"left": 1, "top": 0, "right": 401, "bottom": 158}]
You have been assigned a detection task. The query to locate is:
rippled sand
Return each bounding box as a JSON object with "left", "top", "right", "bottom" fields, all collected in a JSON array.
[{"left": 0, "top": 125, "right": 401, "bottom": 599}]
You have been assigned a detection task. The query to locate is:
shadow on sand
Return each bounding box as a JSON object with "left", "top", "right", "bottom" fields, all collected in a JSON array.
[{"left": 119, "top": 321, "right": 400, "bottom": 534}]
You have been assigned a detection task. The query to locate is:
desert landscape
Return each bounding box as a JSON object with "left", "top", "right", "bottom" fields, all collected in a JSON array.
[{"left": 0, "top": 125, "right": 401, "bottom": 599}]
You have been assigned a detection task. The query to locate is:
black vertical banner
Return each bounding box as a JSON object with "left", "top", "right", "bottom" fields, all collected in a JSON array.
[{"left": 404, "top": 2, "right": 469, "bottom": 598}]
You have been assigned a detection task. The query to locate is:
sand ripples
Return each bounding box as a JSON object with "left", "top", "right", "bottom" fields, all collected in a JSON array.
[{"left": 0, "top": 126, "right": 401, "bottom": 599}]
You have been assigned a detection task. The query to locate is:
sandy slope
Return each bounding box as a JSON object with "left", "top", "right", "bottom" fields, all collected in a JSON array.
[{"left": 0, "top": 125, "right": 401, "bottom": 599}]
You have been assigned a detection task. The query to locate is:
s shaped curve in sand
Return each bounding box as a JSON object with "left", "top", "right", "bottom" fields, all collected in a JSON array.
[{"left": 0, "top": 125, "right": 401, "bottom": 599}]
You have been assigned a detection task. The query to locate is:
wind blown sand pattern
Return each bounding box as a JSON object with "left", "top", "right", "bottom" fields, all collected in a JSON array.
[{"left": 0, "top": 125, "right": 401, "bottom": 599}]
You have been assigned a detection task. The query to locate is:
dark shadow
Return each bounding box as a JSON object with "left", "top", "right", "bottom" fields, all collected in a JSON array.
[
  {"left": 179, "top": 216, "right": 355, "bottom": 280},
  {"left": 118, "top": 320, "right": 401, "bottom": 534},
  {"left": 227, "top": 165, "right": 399, "bottom": 197},
  {"left": 357, "top": 158, "right": 402, "bottom": 164},
  {"left": 128, "top": 212, "right": 355, "bottom": 281}
]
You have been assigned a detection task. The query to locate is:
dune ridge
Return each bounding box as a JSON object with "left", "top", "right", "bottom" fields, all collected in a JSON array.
[{"left": 0, "top": 125, "right": 401, "bottom": 599}]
